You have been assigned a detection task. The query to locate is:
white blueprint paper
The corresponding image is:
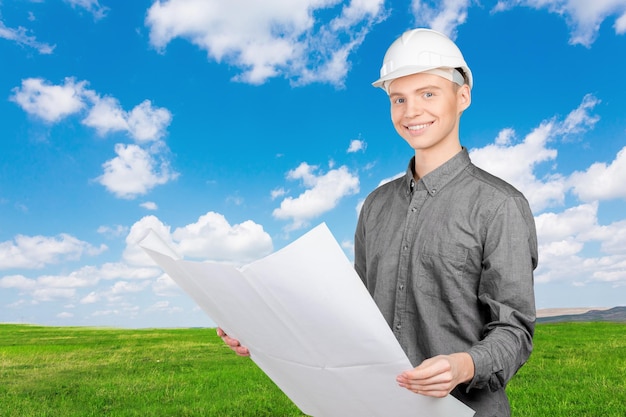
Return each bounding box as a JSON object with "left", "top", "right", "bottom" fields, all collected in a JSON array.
[{"left": 140, "top": 223, "right": 474, "bottom": 417}]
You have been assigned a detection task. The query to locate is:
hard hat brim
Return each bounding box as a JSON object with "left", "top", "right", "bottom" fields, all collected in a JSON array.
[{"left": 372, "top": 64, "right": 443, "bottom": 88}]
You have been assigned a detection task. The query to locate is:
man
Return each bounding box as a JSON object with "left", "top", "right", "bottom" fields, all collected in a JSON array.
[
  {"left": 219, "top": 28, "right": 537, "bottom": 417},
  {"left": 355, "top": 28, "right": 537, "bottom": 416}
]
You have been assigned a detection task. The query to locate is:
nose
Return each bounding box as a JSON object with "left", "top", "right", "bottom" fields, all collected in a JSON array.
[{"left": 404, "top": 97, "right": 423, "bottom": 119}]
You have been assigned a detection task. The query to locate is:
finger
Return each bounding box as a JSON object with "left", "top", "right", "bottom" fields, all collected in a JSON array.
[
  {"left": 216, "top": 328, "right": 250, "bottom": 356},
  {"left": 223, "top": 335, "right": 241, "bottom": 348},
  {"left": 400, "top": 381, "right": 454, "bottom": 397},
  {"left": 415, "top": 386, "right": 451, "bottom": 398},
  {"left": 234, "top": 346, "right": 250, "bottom": 357},
  {"left": 404, "top": 357, "right": 452, "bottom": 381},
  {"left": 403, "top": 374, "right": 454, "bottom": 390},
  {"left": 398, "top": 373, "right": 454, "bottom": 391}
]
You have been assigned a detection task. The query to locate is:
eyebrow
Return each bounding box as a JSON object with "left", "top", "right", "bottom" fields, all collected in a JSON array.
[{"left": 389, "top": 85, "right": 443, "bottom": 97}]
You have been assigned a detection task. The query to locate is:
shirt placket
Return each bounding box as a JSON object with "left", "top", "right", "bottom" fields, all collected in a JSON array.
[{"left": 393, "top": 179, "right": 429, "bottom": 349}]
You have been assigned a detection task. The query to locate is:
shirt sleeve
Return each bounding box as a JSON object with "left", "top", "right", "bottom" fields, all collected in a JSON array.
[
  {"left": 354, "top": 200, "right": 367, "bottom": 284},
  {"left": 467, "top": 195, "right": 538, "bottom": 392}
]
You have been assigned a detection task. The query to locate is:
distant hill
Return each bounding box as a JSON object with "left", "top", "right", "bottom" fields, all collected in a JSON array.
[{"left": 537, "top": 306, "right": 626, "bottom": 323}]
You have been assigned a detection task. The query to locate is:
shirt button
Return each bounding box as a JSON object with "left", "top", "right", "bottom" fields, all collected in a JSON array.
[
  {"left": 403, "top": 245, "right": 408, "bottom": 251},
  {"left": 395, "top": 324, "right": 402, "bottom": 330},
  {"left": 411, "top": 207, "right": 417, "bottom": 212},
  {"left": 399, "top": 284, "right": 405, "bottom": 290}
]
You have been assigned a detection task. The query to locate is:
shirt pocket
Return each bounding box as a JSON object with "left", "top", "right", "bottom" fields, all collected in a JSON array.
[{"left": 415, "top": 242, "right": 471, "bottom": 301}]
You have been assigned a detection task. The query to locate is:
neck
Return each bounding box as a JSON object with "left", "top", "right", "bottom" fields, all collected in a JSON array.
[{"left": 413, "top": 142, "right": 462, "bottom": 179}]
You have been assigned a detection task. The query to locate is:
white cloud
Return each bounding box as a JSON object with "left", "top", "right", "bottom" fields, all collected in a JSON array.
[
  {"left": 413, "top": 0, "right": 626, "bottom": 46},
  {"left": 470, "top": 94, "right": 601, "bottom": 213},
  {"left": 1, "top": 261, "right": 162, "bottom": 308},
  {"left": 347, "top": 139, "right": 366, "bottom": 153},
  {"left": 616, "top": 10, "right": 626, "bottom": 32},
  {"left": 557, "top": 94, "right": 601, "bottom": 136},
  {"left": 567, "top": 146, "right": 626, "bottom": 202},
  {"left": 0, "top": 234, "right": 107, "bottom": 270},
  {"left": 91, "top": 309, "right": 120, "bottom": 317},
  {"left": 0, "top": 21, "right": 55, "bottom": 54},
  {"left": 126, "top": 100, "right": 172, "bottom": 142},
  {"left": 10, "top": 78, "right": 87, "bottom": 122},
  {"left": 535, "top": 203, "right": 599, "bottom": 242},
  {"left": 535, "top": 239, "right": 626, "bottom": 288},
  {"left": 0, "top": 1, "right": 105, "bottom": 53},
  {"left": 80, "top": 276, "right": 155, "bottom": 304},
  {"left": 469, "top": 122, "right": 564, "bottom": 212},
  {"left": 123, "top": 215, "right": 175, "bottom": 267},
  {"left": 172, "top": 212, "right": 274, "bottom": 263},
  {"left": 11, "top": 77, "right": 175, "bottom": 190},
  {"left": 11, "top": 78, "right": 173, "bottom": 141},
  {"left": 152, "top": 273, "right": 180, "bottom": 297},
  {"left": 97, "top": 262, "right": 160, "bottom": 281},
  {"left": 273, "top": 162, "right": 359, "bottom": 230},
  {"left": 37, "top": 269, "right": 101, "bottom": 289},
  {"left": 341, "top": 238, "right": 354, "bottom": 256},
  {"left": 226, "top": 195, "right": 244, "bottom": 206},
  {"left": 32, "top": 287, "right": 76, "bottom": 302},
  {"left": 97, "top": 224, "right": 129, "bottom": 238},
  {"left": 110, "top": 280, "right": 150, "bottom": 295},
  {"left": 81, "top": 95, "right": 128, "bottom": 135},
  {"left": 494, "top": 128, "right": 515, "bottom": 146},
  {"left": 271, "top": 187, "right": 287, "bottom": 200},
  {"left": 147, "top": 300, "right": 183, "bottom": 314},
  {"left": 64, "top": 0, "right": 109, "bottom": 20},
  {"left": 124, "top": 213, "right": 273, "bottom": 266},
  {"left": 140, "top": 201, "right": 158, "bottom": 210},
  {"left": 378, "top": 172, "right": 404, "bottom": 188},
  {"left": 0, "top": 211, "right": 274, "bottom": 317},
  {"left": 523, "top": 200, "right": 626, "bottom": 288},
  {"left": 91, "top": 305, "right": 140, "bottom": 318},
  {"left": 83, "top": 97, "right": 172, "bottom": 142},
  {"left": 539, "top": 238, "right": 584, "bottom": 259},
  {"left": 82, "top": 96, "right": 177, "bottom": 198},
  {"left": 591, "top": 263, "right": 626, "bottom": 285},
  {"left": 491, "top": 0, "right": 626, "bottom": 46},
  {"left": 596, "top": 220, "right": 626, "bottom": 255},
  {"left": 0, "top": 275, "right": 37, "bottom": 290},
  {"left": 80, "top": 291, "right": 99, "bottom": 304},
  {"left": 11, "top": 77, "right": 176, "bottom": 197},
  {"left": 96, "top": 143, "right": 179, "bottom": 199},
  {"left": 411, "top": 0, "right": 471, "bottom": 38},
  {"left": 145, "top": 0, "right": 386, "bottom": 86}
]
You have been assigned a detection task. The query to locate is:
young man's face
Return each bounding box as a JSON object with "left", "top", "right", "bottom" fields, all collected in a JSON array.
[{"left": 388, "top": 72, "right": 470, "bottom": 155}]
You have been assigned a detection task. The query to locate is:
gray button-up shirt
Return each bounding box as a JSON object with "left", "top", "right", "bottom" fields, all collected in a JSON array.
[{"left": 355, "top": 148, "right": 537, "bottom": 417}]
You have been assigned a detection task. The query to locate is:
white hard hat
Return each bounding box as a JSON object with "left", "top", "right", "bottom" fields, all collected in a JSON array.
[{"left": 372, "top": 28, "right": 473, "bottom": 93}]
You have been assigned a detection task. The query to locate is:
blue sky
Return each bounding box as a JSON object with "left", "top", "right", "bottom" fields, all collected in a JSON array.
[{"left": 1, "top": 0, "right": 626, "bottom": 328}]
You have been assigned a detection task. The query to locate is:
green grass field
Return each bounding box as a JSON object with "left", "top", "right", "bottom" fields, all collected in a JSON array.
[{"left": 1, "top": 322, "right": 624, "bottom": 416}]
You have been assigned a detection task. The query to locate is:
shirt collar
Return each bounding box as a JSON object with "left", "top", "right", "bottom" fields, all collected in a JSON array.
[{"left": 405, "top": 148, "right": 471, "bottom": 196}]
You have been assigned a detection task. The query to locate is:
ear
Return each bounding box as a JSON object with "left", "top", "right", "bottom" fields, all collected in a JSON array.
[{"left": 457, "top": 84, "right": 471, "bottom": 112}]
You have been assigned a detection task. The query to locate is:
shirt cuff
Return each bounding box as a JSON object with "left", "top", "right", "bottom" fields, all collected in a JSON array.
[{"left": 466, "top": 345, "right": 504, "bottom": 392}]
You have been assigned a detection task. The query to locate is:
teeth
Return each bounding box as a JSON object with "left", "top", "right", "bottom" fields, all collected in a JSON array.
[{"left": 408, "top": 123, "right": 430, "bottom": 131}]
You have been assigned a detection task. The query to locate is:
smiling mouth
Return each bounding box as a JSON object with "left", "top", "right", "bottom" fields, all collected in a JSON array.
[{"left": 407, "top": 122, "right": 433, "bottom": 132}]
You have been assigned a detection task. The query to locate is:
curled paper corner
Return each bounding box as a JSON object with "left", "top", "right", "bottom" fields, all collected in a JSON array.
[{"left": 138, "top": 228, "right": 182, "bottom": 261}]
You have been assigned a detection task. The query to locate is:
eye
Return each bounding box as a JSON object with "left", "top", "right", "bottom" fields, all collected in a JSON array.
[
  {"left": 423, "top": 92, "right": 434, "bottom": 98},
  {"left": 392, "top": 97, "right": 405, "bottom": 104}
]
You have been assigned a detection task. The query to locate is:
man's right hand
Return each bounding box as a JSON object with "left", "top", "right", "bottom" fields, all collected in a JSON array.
[{"left": 216, "top": 327, "right": 250, "bottom": 357}]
